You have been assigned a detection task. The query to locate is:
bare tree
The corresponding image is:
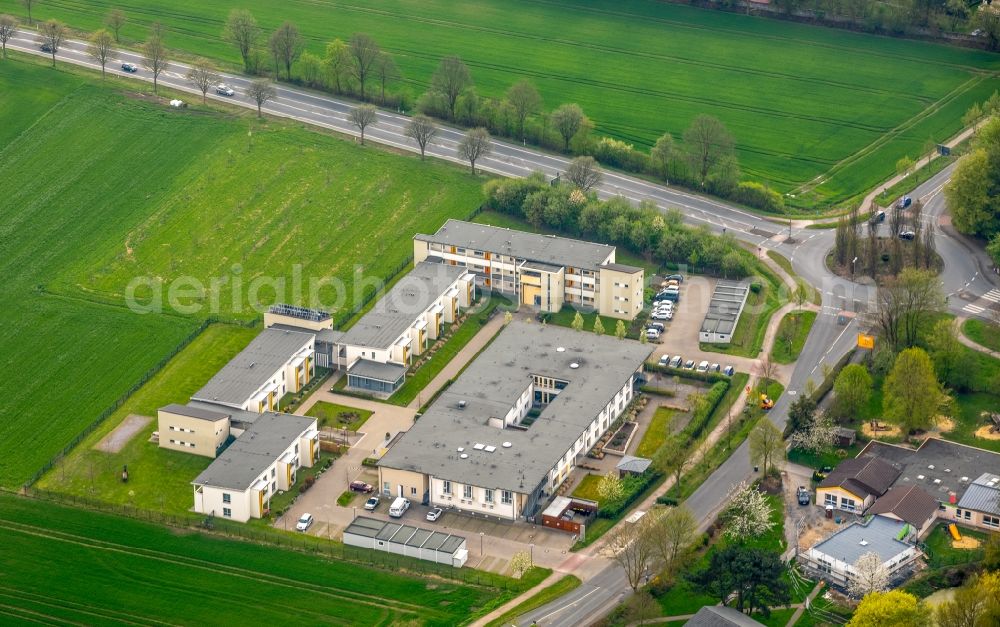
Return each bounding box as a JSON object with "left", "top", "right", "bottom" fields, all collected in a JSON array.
[
  {"left": 38, "top": 19, "right": 65, "bottom": 67},
  {"left": 866, "top": 218, "right": 880, "bottom": 281},
  {"left": 507, "top": 79, "right": 542, "bottom": 141},
  {"left": 565, "top": 156, "right": 602, "bottom": 192},
  {"left": 910, "top": 200, "right": 924, "bottom": 268},
  {"left": 105, "top": 8, "right": 126, "bottom": 42},
  {"left": 0, "top": 15, "right": 18, "bottom": 59},
  {"left": 405, "top": 114, "right": 438, "bottom": 159},
  {"left": 87, "top": 29, "right": 114, "bottom": 78},
  {"left": 848, "top": 552, "right": 890, "bottom": 598},
  {"left": 749, "top": 419, "right": 783, "bottom": 475},
  {"left": 923, "top": 222, "right": 936, "bottom": 271},
  {"left": 268, "top": 21, "right": 303, "bottom": 80},
  {"left": 348, "top": 33, "right": 380, "bottom": 101},
  {"left": 186, "top": 59, "right": 218, "bottom": 104},
  {"left": 550, "top": 103, "right": 586, "bottom": 151},
  {"left": 872, "top": 268, "right": 945, "bottom": 350},
  {"left": 458, "top": 127, "right": 492, "bottom": 174},
  {"left": 607, "top": 515, "right": 657, "bottom": 591},
  {"left": 374, "top": 52, "right": 399, "bottom": 105},
  {"left": 431, "top": 55, "right": 472, "bottom": 120},
  {"left": 683, "top": 114, "right": 736, "bottom": 185},
  {"left": 759, "top": 354, "right": 776, "bottom": 391},
  {"left": 141, "top": 35, "right": 169, "bottom": 94},
  {"left": 21, "top": 0, "right": 36, "bottom": 25},
  {"left": 223, "top": 9, "right": 260, "bottom": 72},
  {"left": 349, "top": 104, "right": 378, "bottom": 144},
  {"left": 246, "top": 79, "right": 276, "bottom": 118}
]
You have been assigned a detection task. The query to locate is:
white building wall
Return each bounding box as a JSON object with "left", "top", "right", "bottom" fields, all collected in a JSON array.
[
  {"left": 429, "top": 476, "right": 519, "bottom": 520},
  {"left": 195, "top": 484, "right": 256, "bottom": 523}
]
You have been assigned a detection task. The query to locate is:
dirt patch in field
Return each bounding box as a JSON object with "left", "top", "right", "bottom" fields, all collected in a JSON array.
[
  {"left": 861, "top": 422, "right": 901, "bottom": 439},
  {"left": 974, "top": 426, "right": 1000, "bottom": 440},
  {"left": 934, "top": 417, "right": 955, "bottom": 433},
  {"left": 94, "top": 414, "right": 151, "bottom": 453},
  {"left": 952, "top": 535, "right": 981, "bottom": 550}
]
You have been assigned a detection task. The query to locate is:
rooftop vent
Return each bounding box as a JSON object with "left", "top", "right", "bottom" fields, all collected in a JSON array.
[
  {"left": 458, "top": 400, "right": 467, "bottom": 409},
  {"left": 457, "top": 447, "right": 464, "bottom": 452},
  {"left": 933, "top": 479, "right": 941, "bottom": 484},
  {"left": 859, "top": 540, "right": 869, "bottom": 546},
  {"left": 917, "top": 475, "right": 925, "bottom": 480},
  {"left": 485, "top": 445, "right": 497, "bottom": 453},
  {"left": 557, "top": 347, "right": 566, "bottom": 353},
  {"left": 502, "top": 441, "right": 512, "bottom": 448},
  {"left": 928, "top": 465, "right": 935, "bottom": 470},
  {"left": 945, "top": 468, "right": 951, "bottom": 473},
  {"left": 473, "top": 443, "right": 485, "bottom": 450},
  {"left": 460, "top": 453, "right": 469, "bottom": 459},
  {"left": 961, "top": 476, "right": 970, "bottom": 482},
  {"left": 248, "top": 362, "right": 256, "bottom": 368},
  {"left": 570, "top": 362, "right": 580, "bottom": 369}
]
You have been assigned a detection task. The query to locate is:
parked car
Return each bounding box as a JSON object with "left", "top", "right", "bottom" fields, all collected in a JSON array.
[
  {"left": 645, "top": 328, "right": 660, "bottom": 340},
  {"left": 669, "top": 355, "right": 683, "bottom": 368},
  {"left": 898, "top": 230, "right": 916, "bottom": 241},
  {"left": 710, "top": 363, "right": 721, "bottom": 373},
  {"left": 295, "top": 513, "right": 314, "bottom": 531},
  {"left": 388, "top": 497, "right": 410, "bottom": 518},
  {"left": 651, "top": 311, "right": 670, "bottom": 321},
  {"left": 426, "top": 507, "right": 443, "bottom": 522},
  {"left": 797, "top": 486, "right": 810, "bottom": 506},
  {"left": 658, "top": 355, "right": 669, "bottom": 366},
  {"left": 364, "top": 495, "right": 380, "bottom": 511},
  {"left": 39, "top": 42, "right": 53, "bottom": 53},
  {"left": 870, "top": 210, "right": 886, "bottom": 223},
  {"left": 656, "top": 291, "right": 680, "bottom": 303},
  {"left": 349, "top": 480, "right": 374, "bottom": 493},
  {"left": 216, "top": 83, "right": 235, "bottom": 96},
  {"left": 683, "top": 359, "right": 695, "bottom": 370},
  {"left": 896, "top": 196, "right": 912, "bottom": 209},
  {"left": 647, "top": 322, "right": 664, "bottom": 332},
  {"left": 696, "top": 360, "right": 710, "bottom": 372},
  {"left": 666, "top": 274, "right": 684, "bottom": 283},
  {"left": 723, "top": 365, "right": 735, "bottom": 376},
  {"left": 121, "top": 62, "right": 138, "bottom": 73}
]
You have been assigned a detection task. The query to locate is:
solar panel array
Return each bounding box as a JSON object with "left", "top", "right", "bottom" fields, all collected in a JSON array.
[{"left": 267, "top": 303, "right": 330, "bottom": 322}]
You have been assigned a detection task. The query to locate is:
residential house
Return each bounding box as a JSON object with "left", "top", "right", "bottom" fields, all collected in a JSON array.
[{"left": 816, "top": 456, "right": 901, "bottom": 514}]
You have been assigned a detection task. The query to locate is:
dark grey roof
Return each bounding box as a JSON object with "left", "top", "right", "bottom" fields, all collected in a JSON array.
[
  {"left": 315, "top": 328, "right": 344, "bottom": 344},
  {"left": 192, "top": 412, "right": 316, "bottom": 491},
  {"left": 812, "top": 515, "right": 913, "bottom": 566},
  {"left": 859, "top": 439, "right": 1000, "bottom": 504},
  {"left": 869, "top": 486, "right": 938, "bottom": 528},
  {"left": 405, "top": 528, "right": 433, "bottom": 547},
  {"left": 159, "top": 403, "right": 230, "bottom": 422},
  {"left": 379, "top": 321, "right": 652, "bottom": 493},
  {"left": 191, "top": 328, "right": 313, "bottom": 408},
  {"left": 342, "top": 517, "right": 466, "bottom": 553},
  {"left": 819, "top": 456, "right": 901, "bottom": 500},
  {"left": 347, "top": 359, "right": 406, "bottom": 383},
  {"left": 339, "top": 261, "right": 467, "bottom": 350},
  {"left": 602, "top": 262, "right": 642, "bottom": 274},
  {"left": 522, "top": 260, "right": 565, "bottom": 273},
  {"left": 686, "top": 605, "right": 764, "bottom": 627},
  {"left": 343, "top": 516, "right": 384, "bottom": 538},
  {"left": 957, "top": 473, "right": 1000, "bottom": 516},
  {"left": 187, "top": 400, "right": 269, "bottom": 429},
  {"left": 389, "top": 525, "right": 418, "bottom": 544},
  {"left": 616, "top": 455, "right": 652, "bottom": 473},
  {"left": 416, "top": 219, "right": 615, "bottom": 271}
]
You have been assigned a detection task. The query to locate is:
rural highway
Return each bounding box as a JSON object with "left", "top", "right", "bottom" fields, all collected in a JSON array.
[{"left": 10, "top": 32, "right": 1000, "bottom": 627}]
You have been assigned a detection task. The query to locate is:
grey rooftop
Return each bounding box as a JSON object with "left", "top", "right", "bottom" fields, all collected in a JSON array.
[
  {"left": 812, "top": 515, "right": 912, "bottom": 566},
  {"left": 415, "top": 219, "right": 617, "bottom": 272},
  {"left": 957, "top": 473, "right": 1000, "bottom": 516},
  {"left": 860, "top": 439, "right": 1000, "bottom": 504},
  {"left": 339, "top": 260, "right": 468, "bottom": 350},
  {"left": 192, "top": 412, "right": 316, "bottom": 491},
  {"left": 191, "top": 327, "right": 313, "bottom": 408},
  {"left": 687, "top": 605, "right": 765, "bottom": 627},
  {"left": 379, "top": 321, "right": 652, "bottom": 493},
  {"left": 347, "top": 358, "right": 406, "bottom": 383},
  {"left": 159, "top": 403, "right": 230, "bottom": 422}
]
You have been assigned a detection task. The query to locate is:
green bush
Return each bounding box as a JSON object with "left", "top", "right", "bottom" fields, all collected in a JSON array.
[
  {"left": 362, "top": 457, "right": 379, "bottom": 467},
  {"left": 680, "top": 380, "right": 730, "bottom": 440},
  {"left": 592, "top": 137, "right": 650, "bottom": 172},
  {"left": 656, "top": 496, "right": 678, "bottom": 506},
  {"left": 750, "top": 282, "right": 762, "bottom": 294},
  {"left": 597, "top": 470, "right": 663, "bottom": 518},
  {"left": 734, "top": 181, "right": 785, "bottom": 213}
]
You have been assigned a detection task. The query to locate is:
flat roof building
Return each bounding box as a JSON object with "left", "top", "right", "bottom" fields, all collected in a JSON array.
[
  {"left": 343, "top": 516, "right": 468, "bottom": 567},
  {"left": 378, "top": 321, "right": 652, "bottom": 521},
  {"left": 699, "top": 281, "right": 750, "bottom": 344},
  {"left": 414, "top": 219, "right": 644, "bottom": 320}
]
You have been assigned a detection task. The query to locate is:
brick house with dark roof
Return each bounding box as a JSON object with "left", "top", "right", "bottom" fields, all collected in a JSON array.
[
  {"left": 868, "top": 485, "right": 939, "bottom": 537},
  {"left": 816, "top": 456, "right": 901, "bottom": 514}
]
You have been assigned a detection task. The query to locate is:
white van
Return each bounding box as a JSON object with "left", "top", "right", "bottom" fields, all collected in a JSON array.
[{"left": 388, "top": 497, "right": 410, "bottom": 518}]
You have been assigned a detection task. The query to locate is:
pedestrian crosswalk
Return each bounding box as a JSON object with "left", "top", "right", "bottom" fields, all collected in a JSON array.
[{"left": 962, "top": 289, "right": 1000, "bottom": 315}]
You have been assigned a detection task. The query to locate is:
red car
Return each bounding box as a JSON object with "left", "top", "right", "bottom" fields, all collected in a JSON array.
[{"left": 349, "top": 480, "right": 374, "bottom": 493}]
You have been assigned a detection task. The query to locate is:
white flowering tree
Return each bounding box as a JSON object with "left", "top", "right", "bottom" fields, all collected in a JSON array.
[
  {"left": 598, "top": 470, "right": 624, "bottom": 503},
  {"left": 788, "top": 411, "right": 839, "bottom": 454},
  {"left": 722, "top": 481, "right": 775, "bottom": 542},
  {"left": 509, "top": 550, "right": 532, "bottom": 578},
  {"left": 848, "top": 551, "right": 890, "bottom": 598}
]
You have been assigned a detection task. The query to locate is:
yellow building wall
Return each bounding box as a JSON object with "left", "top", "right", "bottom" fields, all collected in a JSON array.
[
  {"left": 157, "top": 410, "right": 230, "bottom": 458},
  {"left": 378, "top": 466, "right": 430, "bottom": 499}
]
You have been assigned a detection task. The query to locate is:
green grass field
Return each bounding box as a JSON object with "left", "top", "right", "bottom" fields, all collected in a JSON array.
[
  {"left": 962, "top": 318, "right": 1000, "bottom": 353},
  {"left": 0, "top": 492, "right": 508, "bottom": 626},
  {"left": 636, "top": 407, "right": 677, "bottom": 458},
  {"left": 771, "top": 310, "right": 818, "bottom": 364},
  {"left": 7, "top": 0, "right": 999, "bottom": 207},
  {"left": 0, "top": 55, "right": 481, "bottom": 489},
  {"left": 306, "top": 401, "right": 374, "bottom": 432}
]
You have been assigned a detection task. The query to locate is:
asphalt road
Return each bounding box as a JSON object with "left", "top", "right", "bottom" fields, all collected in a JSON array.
[{"left": 10, "top": 33, "right": 999, "bottom": 627}]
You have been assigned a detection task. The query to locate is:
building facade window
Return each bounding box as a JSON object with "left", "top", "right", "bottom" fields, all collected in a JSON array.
[
  {"left": 964, "top": 510, "right": 972, "bottom": 520},
  {"left": 841, "top": 497, "right": 856, "bottom": 512},
  {"left": 383, "top": 481, "right": 391, "bottom": 495},
  {"left": 411, "top": 487, "right": 417, "bottom": 496},
  {"left": 984, "top": 515, "right": 999, "bottom": 529},
  {"left": 824, "top": 493, "right": 837, "bottom": 508},
  {"left": 443, "top": 480, "right": 452, "bottom": 495},
  {"left": 485, "top": 489, "right": 494, "bottom": 503},
  {"left": 222, "top": 508, "right": 232, "bottom": 518},
  {"left": 501, "top": 490, "right": 513, "bottom": 505},
  {"left": 464, "top": 485, "right": 473, "bottom": 499},
  {"left": 222, "top": 493, "right": 231, "bottom": 504}
]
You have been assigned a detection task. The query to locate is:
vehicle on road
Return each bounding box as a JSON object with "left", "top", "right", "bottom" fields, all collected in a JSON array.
[
  {"left": 797, "top": 486, "right": 810, "bottom": 506},
  {"left": 216, "top": 83, "right": 235, "bottom": 96},
  {"left": 388, "top": 497, "right": 410, "bottom": 518},
  {"left": 39, "top": 43, "right": 53, "bottom": 53},
  {"left": 896, "top": 196, "right": 912, "bottom": 209},
  {"left": 898, "top": 230, "right": 916, "bottom": 241},
  {"left": 295, "top": 513, "right": 314, "bottom": 531},
  {"left": 669, "top": 355, "right": 683, "bottom": 368},
  {"left": 349, "top": 480, "right": 374, "bottom": 493},
  {"left": 364, "top": 496, "right": 380, "bottom": 511},
  {"left": 426, "top": 507, "right": 443, "bottom": 522},
  {"left": 870, "top": 210, "right": 886, "bottom": 223},
  {"left": 121, "top": 62, "right": 138, "bottom": 73},
  {"left": 666, "top": 274, "right": 684, "bottom": 283}
]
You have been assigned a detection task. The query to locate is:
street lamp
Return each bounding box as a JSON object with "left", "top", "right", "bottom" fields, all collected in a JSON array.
[
  {"left": 480, "top": 531, "right": 485, "bottom": 556},
  {"left": 353, "top": 505, "right": 357, "bottom": 520},
  {"left": 529, "top": 543, "right": 534, "bottom": 567},
  {"left": 851, "top": 256, "right": 858, "bottom": 278}
]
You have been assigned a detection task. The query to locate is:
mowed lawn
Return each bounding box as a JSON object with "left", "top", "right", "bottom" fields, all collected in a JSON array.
[
  {"left": 0, "top": 56, "right": 482, "bottom": 488},
  {"left": 0, "top": 493, "right": 504, "bottom": 626},
  {"left": 7, "top": 0, "right": 1000, "bottom": 206},
  {"left": 36, "top": 324, "right": 258, "bottom": 514}
]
